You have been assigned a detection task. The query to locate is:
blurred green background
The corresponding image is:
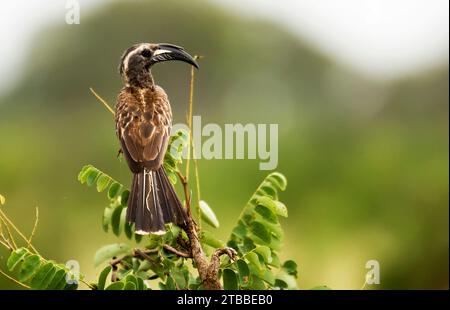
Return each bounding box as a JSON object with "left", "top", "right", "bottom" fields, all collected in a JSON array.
[{"left": 0, "top": 0, "right": 448, "bottom": 289}]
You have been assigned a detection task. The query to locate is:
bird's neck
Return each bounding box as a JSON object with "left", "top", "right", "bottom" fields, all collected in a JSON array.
[{"left": 126, "top": 69, "right": 155, "bottom": 89}]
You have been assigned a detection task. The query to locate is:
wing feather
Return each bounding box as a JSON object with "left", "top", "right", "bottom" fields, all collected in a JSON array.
[{"left": 115, "top": 86, "right": 171, "bottom": 171}]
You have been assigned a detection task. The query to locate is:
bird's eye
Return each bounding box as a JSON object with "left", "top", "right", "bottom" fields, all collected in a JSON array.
[{"left": 141, "top": 49, "right": 152, "bottom": 58}]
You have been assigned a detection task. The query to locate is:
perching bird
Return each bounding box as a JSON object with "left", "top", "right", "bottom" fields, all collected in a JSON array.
[{"left": 115, "top": 43, "right": 198, "bottom": 234}]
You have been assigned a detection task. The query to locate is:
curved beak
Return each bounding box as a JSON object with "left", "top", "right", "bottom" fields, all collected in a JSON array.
[{"left": 150, "top": 43, "right": 199, "bottom": 69}]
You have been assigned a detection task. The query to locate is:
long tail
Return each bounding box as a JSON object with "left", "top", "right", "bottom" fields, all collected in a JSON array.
[{"left": 126, "top": 167, "right": 187, "bottom": 234}]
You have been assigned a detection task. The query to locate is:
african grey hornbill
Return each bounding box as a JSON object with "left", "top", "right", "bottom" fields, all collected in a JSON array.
[{"left": 115, "top": 43, "right": 198, "bottom": 234}]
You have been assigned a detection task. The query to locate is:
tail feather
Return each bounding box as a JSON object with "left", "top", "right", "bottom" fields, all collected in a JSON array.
[{"left": 126, "top": 167, "right": 187, "bottom": 234}]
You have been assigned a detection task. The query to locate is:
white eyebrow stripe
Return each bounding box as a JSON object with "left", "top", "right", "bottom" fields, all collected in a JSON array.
[
  {"left": 153, "top": 49, "right": 172, "bottom": 56},
  {"left": 123, "top": 44, "right": 148, "bottom": 73}
]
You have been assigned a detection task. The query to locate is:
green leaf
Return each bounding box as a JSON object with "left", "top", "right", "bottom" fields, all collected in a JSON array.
[
  {"left": 97, "top": 265, "right": 111, "bottom": 290},
  {"left": 267, "top": 172, "right": 287, "bottom": 191},
  {"left": 246, "top": 252, "right": 261, "bottom": 272},
  {"left": 108, "top": 182, "right": 122, "bottom": 200},
  {"left": 254, "top": 246, "right": 272, "bottom": 264},
  {"left": 199, "top": 200, "right": 220, "bottom": 228},
  {"left": 96, "top": 174, "right": 111, "bottom": 192},
  {"left": 172, "top": 268, "right": 187, "bottom": 289},
  {"left": 201, "top": 230, "right": 225, "bottom": 248},
  {"left": 223, "top": 269, "right": 238, "bottom": 290},
  {"left": 120, "top": 190, "right": 130, "bottom": 206},
  {"left": 102, "top": 207, "right": 112, "bottom": 232},
  {"left": 94, "top": 243, "right": 131, "bottom": 267},
  {"left": 7, "top": 248, "right": 30, "bottom": 271},
  {"left": 30, "top": 262, "right": 54, "bottom": 289},
  {"left": 258, "top": 183, "right": 278, "bottom": 199},
  {"left": 136, "top": 277, "right": 145, "bottom": 290},
  {"left": 78, "top": 165, "right": 91, "bottom": 183},
  {"left": 105, "top": 282, "right": 124, "bottom": 290},
  {"left": 255, "top": 205, "right": 278, "bottom": 224},
  {"left": 47, "top": 268, "right": 66, "bottom": 290},
  {"left": 167, "top": 172, "right": 177, "bottom": 185},
  {"left": 124, "top": 221, "right": 133, "bottom": 239},
  {"left": 250, "top": 221, "right": 271, "bottom": 245},
  {"left": 40, "top": 266, "right": 57, "bottom": 290},
  {"left": 269, "top": 252, "right": 281, "bottom": 268},
  {"left": 237, "top": 237, "right": 255, "bottom": 255},
  {"left": 86, "top": 169, "right": 99, "bottom": 187},
  {"left": 257, "top": 196, "right": 288, "bottom": 218},
  {"left": 248, "top": 275, "right": 266, "bottom": 290},
  {"left": 125, "top": 274, "right": 138, "bottom": 285},
  {"left": 282, "top": 260, "right": 298, "bottom": 277},
  {"left": 236, "top": 259, "right": 250, "bottom": 286},
  {"left": 261, "top": 270, "right": 275, "bottom": 285},
  {"left": 231, "top": 221, "right": 247, "bottom": 239},
  {"left": 123, "top": 281, "right": 136, "bottom": 290},
  {"left": 111, "top": 205, "right": 124, "bottom": 237},
  {"left": 18, "top": 254, "right": 41, "bottom": 282},
  {"left": 134, "top": 233, "right": 143, "bottom": 243},
  {"left": 160, "top": 275, "right": 176, "bottom": 290}
]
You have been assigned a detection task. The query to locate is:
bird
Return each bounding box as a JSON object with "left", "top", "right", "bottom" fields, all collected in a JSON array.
[{"left": 115, "top": 43, "right": 198, "bottom": 234}]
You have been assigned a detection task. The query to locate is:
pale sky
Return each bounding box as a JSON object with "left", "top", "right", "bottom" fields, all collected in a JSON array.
[{"left": 0, "top": 0, "right": 448, "bottom": 93}]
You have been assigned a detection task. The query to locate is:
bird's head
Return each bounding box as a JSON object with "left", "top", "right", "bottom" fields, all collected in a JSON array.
[{"left": 119, "top": 43, "right": 199, "bottom": 88}]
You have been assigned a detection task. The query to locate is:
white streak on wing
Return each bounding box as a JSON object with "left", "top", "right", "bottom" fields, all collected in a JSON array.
[
  {"left": 135, "top": 230, "right": 150, "bottom": 235},
  {"left": 151, "top": 230, "right": 166, "bottom": 235}
]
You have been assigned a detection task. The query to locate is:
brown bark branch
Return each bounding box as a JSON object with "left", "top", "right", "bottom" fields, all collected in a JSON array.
[
  {"left": 177, "top": 172, "right": 237, "bottom": 290},
  {"left": 163, "top": 244, "right": 192, "bottom": 258}
]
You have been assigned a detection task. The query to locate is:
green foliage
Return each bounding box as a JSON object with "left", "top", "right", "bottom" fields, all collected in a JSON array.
[
  {"left": 77, "top": 129, "right": 188, "bottom": 243},
  {"left": 163, "top": 130, "right": 188, "bottom": 185},
  {"left": 98, "top": 267, "right": 147, "bottom": 290},
  {"left": 78, "top": 164, "right": 138, "bottom": 242},
  {"left": 6, "top": 247, "right": 78, "bottom": 290},
  {"left": 75, "top": 131, "right": 299, "bottom": 290},
  {"left": 199, "top": 200, "right": 220, "bottom": 228},
  {"left": 225, "top": 172, "right": 298, "bottom": 290}
]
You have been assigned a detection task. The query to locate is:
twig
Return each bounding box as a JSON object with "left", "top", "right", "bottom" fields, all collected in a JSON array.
[
  {"left": 89, "top": 87, "right": 115, "bottom": 115},
  {"left": 163, "top": 244, "right": 192, "bottom": 258},
  {"left": 176, "top": 171, "right": 191, "bottom": 216},
  {"left": 27, "top": 207, "right": 39, "bottom": 251},
  {"left": 0, "top": 209, "right": 38, "bottom": 255},
  {"left": 184, "top": 57, "right": 198, "bottom": 182},
  {"left": 0, "top": 217, "right": 17, "bottom": 250},
  {"left": 110, "top": 248, "right": 159, "bottom": 267},
  {"left": 80, "top": 279, "right": 96, "bottom": 290},
  {"left": 0, "top": 268, "right": 30, "bottom": 289},
  {"left": 193, "top": 152, "right": 202, "bottom": 231}
]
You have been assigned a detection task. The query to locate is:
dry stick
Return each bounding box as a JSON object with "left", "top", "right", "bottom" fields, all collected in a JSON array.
[
  {"left": 0, "top": 268, "right": 30, "bottom": 289},
  {"left": 185, "top": 58, "right": 197, "bottom": 182},
  {"left": 0, "top": 221, "right": 14, "bottom": 250},
  {"left": 27, "top": 207, "right": 39, "bottom": 251},
  {"left": 89, "top": 87, "right": 115, "bottom": 115},
  {"left": 193, "top": 153, "right": 202, "bottom": 232},
  {"left": 179, "top": 59, "right": 239, "bottom": 289},
  {"left": 163, "top": 244, "right": 191, "bottom": 258},
  {"left": 0, "top": 209, "right": 39, "bottom": 255},
  {"left": 0, "top": 209, "right": 36, "bottom": 255},
  {"left": 0, "top": 216, "right": 18, "bottom": 250}
]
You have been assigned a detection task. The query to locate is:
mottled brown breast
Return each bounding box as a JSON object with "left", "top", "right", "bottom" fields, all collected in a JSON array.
[{"left": 115, "top": 86, "right": 172, "bottom": 171}]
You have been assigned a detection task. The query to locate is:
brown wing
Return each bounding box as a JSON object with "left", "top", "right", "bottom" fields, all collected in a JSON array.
[{"left": 115, "top": 86, "right": 172, "bottom": 171}]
